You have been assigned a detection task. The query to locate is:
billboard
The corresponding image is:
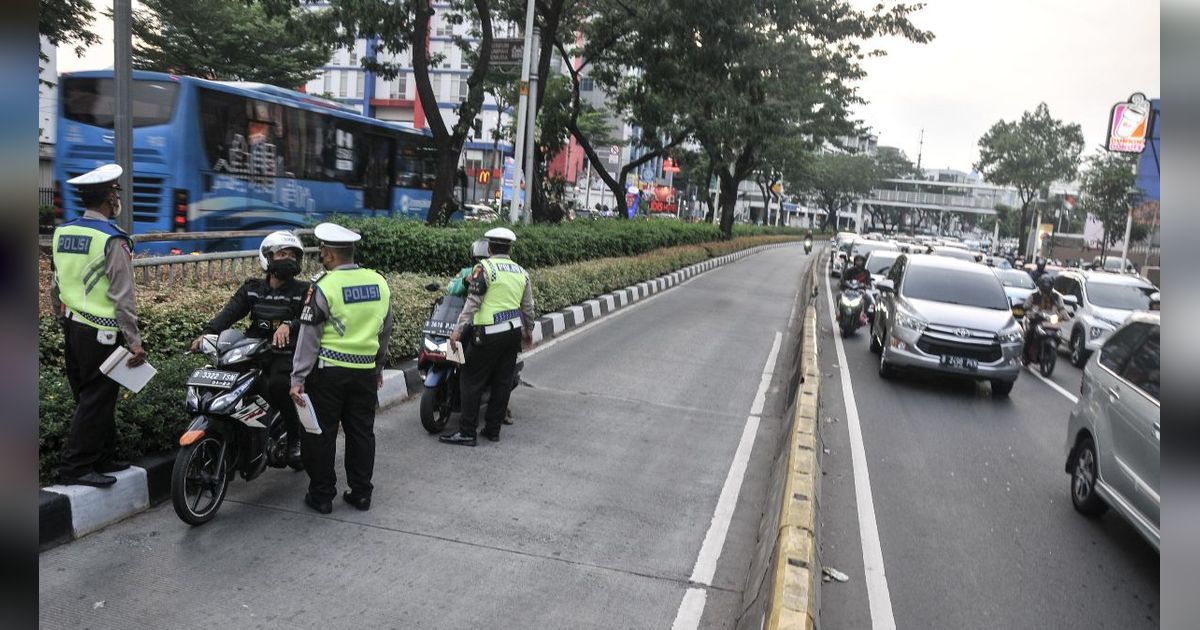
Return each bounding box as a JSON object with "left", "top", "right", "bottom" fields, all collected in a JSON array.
[{"left": 1105, "top": 93, "right": 1152, "bottom": 153}]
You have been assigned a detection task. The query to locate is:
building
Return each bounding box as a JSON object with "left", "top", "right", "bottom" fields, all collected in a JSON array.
[{"left": 39, "top": 35, "right": 57, "bottom": 197}]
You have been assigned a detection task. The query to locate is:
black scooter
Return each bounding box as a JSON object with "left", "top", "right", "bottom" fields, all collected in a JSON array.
[
  {"left": 1023, "top": 311, "right": 1059, "bottom": 377},
  {"left": 838, "top": 279, "right": 868, "bottom": 337},
  {"left": 417, "top": 285, "right": 523, "bottom": 434},
  {"left": 172, "top": 330, "right": 291, "bottom": 525}
]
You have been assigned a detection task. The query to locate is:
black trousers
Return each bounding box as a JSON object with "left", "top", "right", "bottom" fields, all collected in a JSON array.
[
  {"left": 301, "top": 366, "right": 377, "bottom": 502},
  {"left": 262, "top": 353, "right": 301, "bottom": 443},
  {"left": 59, "top": 319, "right": 122, "bottom": 478},
  {"left": 458, "top": 328, "right": 521, "bottom": 437}
]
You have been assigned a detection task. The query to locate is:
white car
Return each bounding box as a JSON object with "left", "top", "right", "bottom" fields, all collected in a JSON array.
[
  {"left": 1064, "top": 312, "right": 1159, "bottom": 551},
  {"left": 1052, "top": 270, "right": 1159, "bottom": 367}
]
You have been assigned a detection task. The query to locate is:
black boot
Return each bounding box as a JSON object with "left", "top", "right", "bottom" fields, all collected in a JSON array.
[{"left": 287, "top": 438, "right": 304, "bottom": 471}]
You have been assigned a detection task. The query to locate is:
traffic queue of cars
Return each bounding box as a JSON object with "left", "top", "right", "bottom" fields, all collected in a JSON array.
[{"left": 826, "top": 234, "right": 1161, "bottom": 551}]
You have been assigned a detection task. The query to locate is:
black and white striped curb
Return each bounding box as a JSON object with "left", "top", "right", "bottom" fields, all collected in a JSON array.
[{"left": 39, "top": 241, "right": 798, "bottom": 552}]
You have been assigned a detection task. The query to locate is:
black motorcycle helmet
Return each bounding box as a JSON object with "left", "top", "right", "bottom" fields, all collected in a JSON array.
[
  {"left": 853, "top": 254, "right": 866, "bottom": 267},
  {"left": 1037, "top": 274, "right": 1053, "bottom": 293}
]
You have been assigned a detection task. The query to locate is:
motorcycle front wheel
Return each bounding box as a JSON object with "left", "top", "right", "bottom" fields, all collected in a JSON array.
[
  {"left": 171, "top": 435, "right": 230, "bottom": 526},
  {"left": 420, "top": 384, "right": 452, "bottom": 434},
  {"left": 1039, "top": 340, "right": 1057, "bottom": 377}
]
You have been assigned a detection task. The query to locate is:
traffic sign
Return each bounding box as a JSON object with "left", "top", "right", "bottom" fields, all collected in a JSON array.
[
  {"left": 608, "top": 145, "right": 620, "bottom": 164},
  {"left": 490, "top": 39, "right": 524, "bottom": 70}
]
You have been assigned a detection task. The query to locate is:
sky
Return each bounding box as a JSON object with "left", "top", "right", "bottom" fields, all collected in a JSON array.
[{"left": 57, "top": 0, "right": 1161, "bottom": 174}]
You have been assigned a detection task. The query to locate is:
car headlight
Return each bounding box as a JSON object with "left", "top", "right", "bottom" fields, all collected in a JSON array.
[
  {"left": 998, "top": 326, "right": 1024, "bottom": 344},
  {"left": 896, "top": 312, "right": 927, "bottom": 333}
]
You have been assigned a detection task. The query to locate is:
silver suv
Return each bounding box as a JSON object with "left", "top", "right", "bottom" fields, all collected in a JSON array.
[
  {"left": 870, "top": 254, "right": 1023, "bottom": 396},
  {"left": 1064, "top": 313, "right": 1159, "bottom": 551},
  {"left": 1052, "top": 270, "right": 1158, "bottom": 367}
]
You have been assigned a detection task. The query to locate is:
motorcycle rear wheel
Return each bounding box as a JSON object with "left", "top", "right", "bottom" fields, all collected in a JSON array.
[
  {"left": 171, "top": 435, "right": 230, "bottom": 526},
  {"left": 1039, "top": 340, "right": 1057, "bottom": 377},
  {"left": 420, "top": 385, "right": 452, "bottom": 434}
]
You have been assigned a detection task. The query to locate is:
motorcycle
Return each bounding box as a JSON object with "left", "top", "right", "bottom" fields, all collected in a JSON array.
[
  {"left": 1023, "top": 310, "right": 1060, "bottom": 377},
  {"left": 803, "top": 237, "right": 813, "bottom": 254},
  {"left": 171, "top": 330, "right": 290, "bottom": 525},
  {"left": 837, "top": 279, "right": 868, "bottom": 338},
  {"left": 417, "top": 284, "right": 523, "bottom": 434}
]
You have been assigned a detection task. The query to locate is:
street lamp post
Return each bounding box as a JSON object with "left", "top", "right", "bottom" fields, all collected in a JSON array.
[{"left": 113, "top": 0, "right": 133, "bottom": 233}]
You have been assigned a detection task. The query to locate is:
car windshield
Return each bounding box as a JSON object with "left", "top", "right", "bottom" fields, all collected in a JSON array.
[
  {"left": 997, "top": 270, "right": 1035, "bottom": 289},
  {"left": 852, "top": 241, "right": 897, "bottom": 257},
  {"left": 1086, "top": 281, "right": 1156, "bottom": 310},
  {"left": 866, "top": 253, "right": 900, "bottom": 274},
  {"left": 903, "top": 266, "right": 1011, "bottom": 310}
]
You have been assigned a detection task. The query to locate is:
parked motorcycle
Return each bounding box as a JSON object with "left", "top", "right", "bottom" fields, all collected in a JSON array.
[
  {"left": 1023, "top": 310, "right": 1059, "bottom": 377},
  {"left": 838, "top": 279, "right": 868, "bottom": 338},
  {"left": 417, "top": 285, "right": 523, "bottom": 434},
  {"left": 171, "top": 330, "right": 290, "bottom": 525}
]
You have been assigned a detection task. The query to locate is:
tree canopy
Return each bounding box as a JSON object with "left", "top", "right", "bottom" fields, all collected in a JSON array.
[
  {"left": 1079, "top": 150, "right": 1138, "bottom": 258},
  {"left": 975, "top": 102, "right": 1084, "bottom": 257},
  {"left": 131, "top": 0, "right": 332, "bottom": 87}
]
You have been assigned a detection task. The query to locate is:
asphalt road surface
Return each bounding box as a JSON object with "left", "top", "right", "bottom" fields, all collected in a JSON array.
[
  {"left": 816, "top": 264, "right": 1160, "bottom": 629},
  {"left": 39, "top": 245, "right": 814, "bottom": 629}
]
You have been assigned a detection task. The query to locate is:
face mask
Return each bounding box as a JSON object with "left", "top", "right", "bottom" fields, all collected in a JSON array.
[{"left": 268, "top": 258, "right": 301, "bottom": 280}]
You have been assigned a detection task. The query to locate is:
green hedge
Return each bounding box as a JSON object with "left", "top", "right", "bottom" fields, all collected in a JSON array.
[{"left": 38, "top": 234, "right": 798, "bottom": 483}]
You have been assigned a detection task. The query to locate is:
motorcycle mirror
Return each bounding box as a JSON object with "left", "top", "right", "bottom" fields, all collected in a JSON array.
[
  {"left": 875, "top": 279, "right": 895, "bottom": 293},
  {"left": 1062, "top": 295, "right": 1079, "bottom": 307}
]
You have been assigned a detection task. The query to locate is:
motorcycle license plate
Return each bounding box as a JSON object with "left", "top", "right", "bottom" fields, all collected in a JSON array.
[
  {"left": 186, "top": 368, "right": 239, "bottom": 389},
  {"left": 939, "top": 355, "right": 979, "bottom": 371}
]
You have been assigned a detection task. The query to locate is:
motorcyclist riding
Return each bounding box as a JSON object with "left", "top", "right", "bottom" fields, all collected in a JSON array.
[
  {"left": 804, "top": 229, "right": 814, "bottom": 254},
  {"left": 191, "top": 231, "right": 310, "bottom": 469},
  {"left": 841, "top": 254, "right": 870, "bottom": 288},
  {"left": 1021, "top": 275, "right": 1068, "bottom": 364},
  {"left": 1029, "top": 258, "right": 1049, "bottom": 283}
]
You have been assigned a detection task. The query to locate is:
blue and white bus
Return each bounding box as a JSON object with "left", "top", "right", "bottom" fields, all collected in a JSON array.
[{"left": 55, "top": 70, "right": 442, "bottom": 251}]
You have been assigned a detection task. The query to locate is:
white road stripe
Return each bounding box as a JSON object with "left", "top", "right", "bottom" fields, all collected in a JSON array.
[
  {"left": 825, "top": 265, "right": 897, "bottom": 630},
  {"left": 1029, "top": 369, "right": 1080, "bottom": 404},
  {"left": 671, "top": 588, "right": 707, "bottom": 630}
]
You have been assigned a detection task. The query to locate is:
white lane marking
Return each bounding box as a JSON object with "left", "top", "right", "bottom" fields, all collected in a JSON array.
[
  {"left": 689, "top": 331, "right": 782, "bottom": 586},
  {"left": 671, "top": 588, "right": 708, "bottom": 630},
  {"left": 825, "top": 265, "right": 897, "bottom": 630},
  {"left": 1028, "top": 368, "right": 1080, "bottom": 404},
  {"left": 749, "top": 332, "right": 783, "bottom": 415}
]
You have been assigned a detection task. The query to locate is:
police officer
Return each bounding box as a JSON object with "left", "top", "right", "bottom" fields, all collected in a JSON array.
[
  {"left": 289, "top": 223, "right": 393, "bottom": 514},
  {"left": 440, "top": 227, "right": 535, "bottom": 446},
  {"left": 49, "top": 164, "right": 146, "bottom": 487},
  {"left": 192, "top": 231, "right": 310, "bottom": 469}
]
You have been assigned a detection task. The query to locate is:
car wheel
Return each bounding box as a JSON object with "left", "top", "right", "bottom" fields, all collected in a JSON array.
[
  {"left": 990, "top": 379, "right": 1014, "bottom": 397},
  {"left": 1070, "top": 436, "right": 1108, "bottom": 517},
  {"left": 878, "top": 331, "right": 895, "bottom": 379},
  {"left": 1070, "top": 330, "right": 1088, "bottom": 368}
]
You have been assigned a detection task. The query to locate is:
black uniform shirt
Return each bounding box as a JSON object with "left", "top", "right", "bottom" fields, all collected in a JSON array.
[{"left": 202, "top": 277, "right": 311, "bottom": 348}]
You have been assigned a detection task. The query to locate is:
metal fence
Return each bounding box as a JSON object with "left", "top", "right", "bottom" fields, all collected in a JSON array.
[
  {"left": 39, "top": 187, "right": 54, "bottom": 207},
  {"left": 127, "top": 229, "right": 322, "bottom": 287}
]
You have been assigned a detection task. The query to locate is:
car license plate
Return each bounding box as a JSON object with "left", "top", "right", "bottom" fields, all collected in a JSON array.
[
  {"left": 940, "top": 355, "right": 979, "bottom": 371},
  {"left": 186, "top": 368, "right": 239, "bottom": 389}
]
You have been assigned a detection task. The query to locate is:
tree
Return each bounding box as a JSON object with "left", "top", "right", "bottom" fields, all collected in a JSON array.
[
  {"left": 306, "top": 0, "right": 495, "bottom": 225},
  {"left": 131, "top": 0, "right": 332, "bottom": 87},
  {"left": 40, "top": 0, "right": 101, "bottom": 63},
  {"left": 1079, "top": 150, "right": 1138, "bottom": 262},
  {"left": 806, "top": 152, "right": 878, "bottom": 231},
  {"left": 974, "top": 103, "right": 1084, "bottom": 259}
]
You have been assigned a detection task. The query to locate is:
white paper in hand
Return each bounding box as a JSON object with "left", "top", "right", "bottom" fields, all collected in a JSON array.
[
  {"left": 294, "top": 394, "right": 322, "bottom": 434},
  {"left": 446, "top": 340, "right": 466, "bottom": 364},
  {"left": 100, "top": 347, "right": 157, "bottom": 393}
]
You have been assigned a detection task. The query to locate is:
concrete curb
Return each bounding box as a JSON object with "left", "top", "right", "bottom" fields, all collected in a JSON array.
[
  {"left": 764, "top": 265, "right": 823, "bottom": 629},
  {"left": 40, "top": 240, "right": 800, "bottom": 552}
]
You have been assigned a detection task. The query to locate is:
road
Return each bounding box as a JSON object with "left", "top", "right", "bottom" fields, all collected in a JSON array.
[
  {"left": 39, "top": 245, "right": 813, "bottom": 629},
  {"left": 816, "top": 264, "right": 1160, "bottom": 629}
]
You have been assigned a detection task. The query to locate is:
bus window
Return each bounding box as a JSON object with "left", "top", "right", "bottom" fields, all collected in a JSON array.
[{"left": 62, "top": 77, "right": 179, "bottom": 128}]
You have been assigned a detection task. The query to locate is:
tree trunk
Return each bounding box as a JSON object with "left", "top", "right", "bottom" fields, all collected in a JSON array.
[
  {"left": 717, "top": 169, "right": 739, "bottom": 239},
  {"left": 702, "top": 160, "right": 716, "bottom": 223},
  {"left": 1016, "top": 197, "right": 1032, "bottom": 259}
]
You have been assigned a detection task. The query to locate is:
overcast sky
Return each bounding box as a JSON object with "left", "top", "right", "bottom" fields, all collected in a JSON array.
[{"left": 58, "top": 0, "right": 1160, "bottom": 173}]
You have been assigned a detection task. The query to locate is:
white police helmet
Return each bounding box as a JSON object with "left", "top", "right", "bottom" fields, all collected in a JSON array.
[
  {"left": 484, "top": 227, "right": 517, "bottom": 243},
  {"left": 470, "top": 238, "right": 490, "bottom": 259},
  {"left": 258, "top": 231, "right": 304, "bottom": 270}
]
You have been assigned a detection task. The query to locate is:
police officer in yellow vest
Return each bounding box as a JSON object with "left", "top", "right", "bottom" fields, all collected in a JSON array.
[
  {"left": 48, "top": 164, "right": 147, "bottom": 487},
  {"left": 440, "top": 227, "right": 535, "bottom": 446},
  {"left": 289, "top": 223, "right": 393, "bottom": 514}
]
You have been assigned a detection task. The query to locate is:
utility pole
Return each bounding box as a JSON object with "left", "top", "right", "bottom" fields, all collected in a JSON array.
[
  {"left": 508, "top": 0, "right": 537, "bottom": 224},
  {"left": 113, "top": 0, "right": 133, "bottom": 232},
  {"left": 521, "top": 27, "right": 540, "bottom": 225},
  {"left": 916, "top": 128, "right": 924, "bottom": 172}
]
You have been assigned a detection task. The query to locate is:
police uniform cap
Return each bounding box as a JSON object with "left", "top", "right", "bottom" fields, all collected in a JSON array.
[
  {"left": 314, "top": 222, "right": 361, "bottom": 246},
  {"left": 484, "top": 227, "right": 517, "bottom": 243},
  {"left": 67, "top": 163, "right": 123, "bottom": 187}
]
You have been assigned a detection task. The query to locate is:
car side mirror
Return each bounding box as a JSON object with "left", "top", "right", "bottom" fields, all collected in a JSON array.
[
  {"left": 1062, "top": 295, "right": 1079, "bottom": 307},
  {"left": 876, "top": 279, "right": 895, "bottom": 294}
]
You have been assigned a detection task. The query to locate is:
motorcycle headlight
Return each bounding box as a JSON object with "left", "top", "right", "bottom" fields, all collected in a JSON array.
[
  {"left": 896, "top": 312, "right": 927, "bottom": 333},
  {"left": 423, "top": 338, "right": 440, "bottom": 352},
  {"left": 211, "top": 378, "right": 254, "bottom": 413},
  {"left": 998, "top": 326, "right": 1024, "bottom": 344},
  {"left": 1047, "top": 314, "right": 1059, "bottom": 325},
  {"left": 845, "top": 295, "right": 863, "bottom": 307}
]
